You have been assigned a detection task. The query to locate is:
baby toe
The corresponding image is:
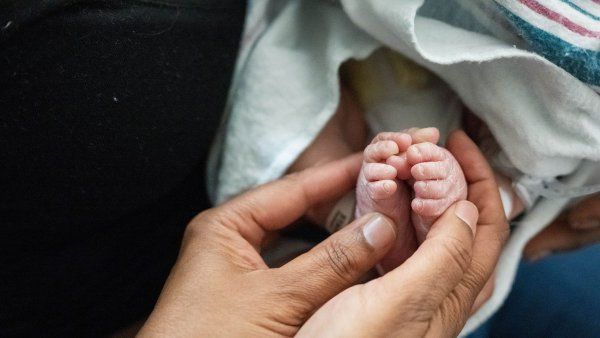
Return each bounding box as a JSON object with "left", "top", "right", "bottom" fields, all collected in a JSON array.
[
  {"left": 372, "top": 132, "right": 412, "bottom": 151},
  {"left": 413, "top": 179, "right": 451, "bottom": 199},
  {"left": 407, "top": 142, "right": 446, "bottom": 165},
  {"left": 386, "top": 154, "right": 412, "bottom": 180},
  {"left": 411, "top": 161, "right": 448, "bottom": 181},
  {"left": 367, "top": 180, "right": 398, "bottom": 200},
  {"left": 364, "top": 140, "right": 399, "bottom": 163},
  {"left": 411, "top": 197, "right": 452, "bottom": 218},
  {"left": 363, "top": 163, "right": 397, "bottom": 181}
]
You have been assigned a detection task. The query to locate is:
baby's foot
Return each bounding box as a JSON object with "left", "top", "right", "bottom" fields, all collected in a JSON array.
[
  {"left": 407, "top": 142, "right": 467, "bottom": 242},
  {"left": 356, "top": 132, "right": 412, "bottom": 226},
  {"left": 356, "top": 132, "right": 418, "bottom": 271}
]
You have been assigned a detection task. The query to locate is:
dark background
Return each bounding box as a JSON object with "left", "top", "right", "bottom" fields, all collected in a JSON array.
[{"left": 0, "top": 1, "right": 245, "bottom": 336}]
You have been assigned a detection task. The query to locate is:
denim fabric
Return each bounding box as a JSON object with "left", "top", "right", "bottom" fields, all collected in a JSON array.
[{"left": 468, "top": 244, "right": 600, "bottom": 338}]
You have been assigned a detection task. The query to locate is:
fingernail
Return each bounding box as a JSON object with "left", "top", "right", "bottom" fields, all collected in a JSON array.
[
  {"left": 454, "top": 201, "right": 478, "bottom": 235},
  {"left": 363, "top": 214, "right": 396, "bottom": 249},
  {"left": 529, "top": 250, "right": 551, "bottom": 262}
]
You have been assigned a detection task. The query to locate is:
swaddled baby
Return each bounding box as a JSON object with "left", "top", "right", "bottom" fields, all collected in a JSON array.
[
  {"left": 212, "top": 0, "right": 600, "bottom": 333},
  {"left": 288, "top": 49, "right": 526, "bottom": 271}
]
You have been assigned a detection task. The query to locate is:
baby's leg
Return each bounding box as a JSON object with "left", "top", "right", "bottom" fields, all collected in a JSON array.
[{"left": 407, "top": 142, "right": 468, "bottom": 243}]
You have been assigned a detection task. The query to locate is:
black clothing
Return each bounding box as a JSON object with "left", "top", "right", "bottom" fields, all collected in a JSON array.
[{"left": 0, "top": 1, "right": 245, "bottom": 336}]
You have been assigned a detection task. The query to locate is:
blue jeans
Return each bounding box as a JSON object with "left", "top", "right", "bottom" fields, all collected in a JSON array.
[{"left": 468, "top": 244, "right": 600, "bottom": 337}]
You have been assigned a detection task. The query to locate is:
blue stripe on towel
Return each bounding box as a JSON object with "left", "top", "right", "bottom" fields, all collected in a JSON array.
[
  {"left": 560, "top": 0, "right": 600, "bottom": 21},
  {"left": 498, "top": 4, "right": 600, "bottom": 86}
]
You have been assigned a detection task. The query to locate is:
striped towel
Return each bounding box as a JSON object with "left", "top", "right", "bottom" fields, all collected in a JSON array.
[{"left": 478, "top": 0, "right": 600, "bottom": 91}]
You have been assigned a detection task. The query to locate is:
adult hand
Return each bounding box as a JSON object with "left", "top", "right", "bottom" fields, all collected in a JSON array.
[
  {"left": 139, "top": 153, "right": 398, "bottom": 337},
  {"left": 138, "top": 130, "right": 508, "bottom": 337},
  {"left": 524, "top": 193, "right": 600, "bottom": 261}
]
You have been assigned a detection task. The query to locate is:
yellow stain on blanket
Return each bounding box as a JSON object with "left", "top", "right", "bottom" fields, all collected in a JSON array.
[{"left": 341, "top": 48, "right": 434, "bottom": 109}]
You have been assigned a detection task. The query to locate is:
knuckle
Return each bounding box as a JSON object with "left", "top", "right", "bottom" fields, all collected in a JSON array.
[
  {"left": 320, "top": 238, "right": 358, "bottom": 283},
  {"left": 269, "top": 273, "right": 316, "bottom": 317},
  {"left": 444, "top": 292, "right": 464, "bottom": 322},
  {"left": 185, "top": 210, "right": 218, "bottom": 238},
  {"left": 401, "top": 296, "right": 436, "bottom": 324},
  {"left": 392, "top": 286, "right": 449, "bottom": 326},
  {"left": 494, "top": 225, "right": 511, "bottom": 247},
  {"left": 467, "top": 259, "right": 491, "bottom": 287},
  {"left": 279, "top": 172, "right": 310, "bottom": 205},
  {"left": 439, "top": 236, "right": 472, "bottom": 274},
  {"left": 460, "top": 270, "right": 481, "bottom": 297},
  {"left": 439, "top": 291, "right": 470, "bottom": 334}
]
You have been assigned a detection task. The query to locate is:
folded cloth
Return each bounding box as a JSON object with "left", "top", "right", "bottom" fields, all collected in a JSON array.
[
  {"left": 208, "top": 0, "right": 600, "bottom": 334},
  {"left": 421, "top": 0, "right": 600, "bottom": 91},
  {"left": 496, "top": 0, "right": 600, "bottom": 91}
]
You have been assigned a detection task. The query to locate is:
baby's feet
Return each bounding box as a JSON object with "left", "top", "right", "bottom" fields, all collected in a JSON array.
[
  {"left": 355, "top": 132, "right": 415, "bottom": 270},
  {"left": 406, "top": 142, "right": 468, "bottom": 242},
  {"left": 355, "top": 128, "right": 467, "bottom": 271}
]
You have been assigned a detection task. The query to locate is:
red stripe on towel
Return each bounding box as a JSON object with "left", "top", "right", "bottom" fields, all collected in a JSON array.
[{"left": 519, "top": 0, "right": 600, "bottom": 38}]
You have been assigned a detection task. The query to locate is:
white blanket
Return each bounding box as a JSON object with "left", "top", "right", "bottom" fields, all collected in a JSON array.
[{"left": 208, "top": 0, "right": 600, "bottom": 334}]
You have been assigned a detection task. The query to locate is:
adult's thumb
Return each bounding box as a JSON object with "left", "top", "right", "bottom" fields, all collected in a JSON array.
[{"left": 276, "top": 213, "right": 396, "bottom": 310}]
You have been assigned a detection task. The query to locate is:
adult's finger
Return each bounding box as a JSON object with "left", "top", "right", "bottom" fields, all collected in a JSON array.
[
  {"left": 216, "top": 153, "right": 362, "bottom": 246},
  {"left": 374, "top": 201, "right": 478, "bottom": 321},
  {"left": 471, "top": 271, "right": 496, "bottom": 315},
  {"left": 524, "top": 217, "right": 600, "bottom": 260},
  {"left": 275, "top": 213, "right": 396, "bottom": 311},
  {"left": 442, "top": 130, "right": 509, "bottom": 330},
  {"left": 567, "top": 194, "right": 600, "bottom": 230},
  {"left": 446, "top": 130, "right": 509, "bottom": 280}
]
